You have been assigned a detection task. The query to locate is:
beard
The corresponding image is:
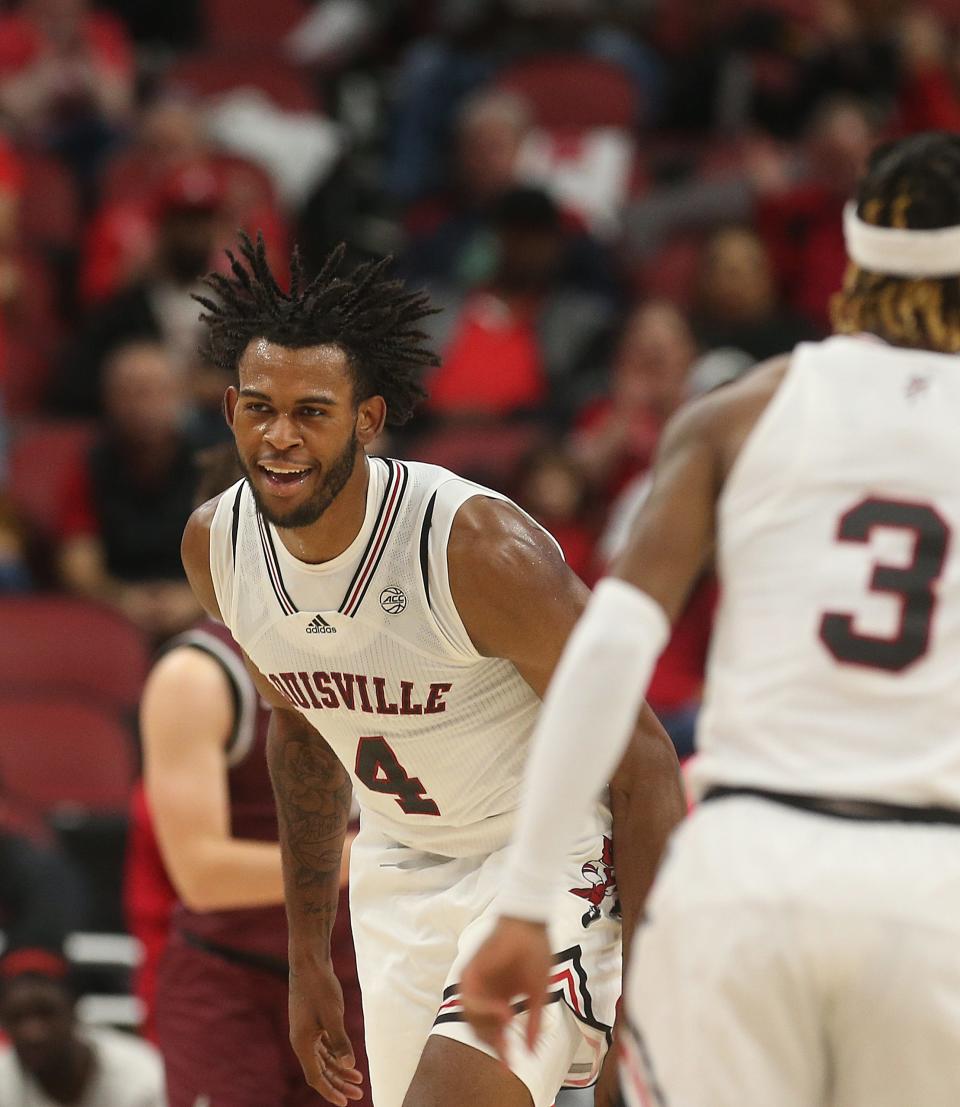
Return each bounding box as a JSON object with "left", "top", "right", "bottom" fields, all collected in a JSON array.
[{"left": 239, "top": 432, "right": 359, "bottom": 529}]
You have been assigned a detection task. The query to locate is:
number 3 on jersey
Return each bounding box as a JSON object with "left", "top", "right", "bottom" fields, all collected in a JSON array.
[
  {"left": 355, "top": 736, "right": 441, "bottom": 816},
  {"left": 819, "top": 497, "right": 951, "bottom": 673}
]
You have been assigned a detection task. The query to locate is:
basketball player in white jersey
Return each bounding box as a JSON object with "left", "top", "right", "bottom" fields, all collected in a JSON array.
[
  {"left": 179, "top": 236, "right": 685, "bottom": 1107},
  {"left": 463, "top": 130, "right": 960, "bottom": 1107}
]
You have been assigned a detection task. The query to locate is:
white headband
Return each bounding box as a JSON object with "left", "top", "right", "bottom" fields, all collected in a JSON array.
[{"left": 844, "top": 202, "right": 960, "bottom": 278}]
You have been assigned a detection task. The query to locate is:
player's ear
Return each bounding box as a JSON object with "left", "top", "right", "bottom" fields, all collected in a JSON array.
[
  {"left": 224, "top": 386, "right": 239, "bottom": 429},
  {"left": 356, "top": 395, "right": 387, "bottom": 446}
]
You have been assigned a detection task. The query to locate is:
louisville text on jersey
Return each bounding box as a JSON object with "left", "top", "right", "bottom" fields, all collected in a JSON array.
[{"left": 267, "top": 670, "right": 452, "bottom": 716}]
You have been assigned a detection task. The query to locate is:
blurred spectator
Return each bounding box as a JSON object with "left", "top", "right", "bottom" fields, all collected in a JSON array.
[
  {"left": 897, "top": 6, "right": 960, "bottom": 131},
  {"left": 0, "top": 827, "right": 83, "bottom": 954},
  {"left": 425, "top": 186, "right": 619, "bottom": 421},
  {"left": 84, "top": 104, "right": 288, "bottom": 311},
  {"left": 574, "top": 300, "right": 697, "bottom": 502},
  {"left": 56, "top": 341, "right": 201, "bottom": 641},
  {"left": 782, "top": 0, "right": 902, "bottom": 135},
  {"left": 80, "top": 97, "right": 210, "bottom": 308},
  {"left": 693, "top": 225, "right": 819, "bottom": 361},
  {"left": 383, "top": 4, "right": 511, "bottom": 205},
  {"left": 757, "top": 97, "right": 876, "bottom": 330},
  {"left": 55, "top": 162, "right": 228, "bottom": 425},
  {"left": 0, "top": 0, "right": 134, "bottom": 187},
  {"left": 514, "top": 445, "right": 597, "bottom": 583},
  {"left": 401, "top": 89, "right": 533, "bottom": 286},
  {"left": 0, "top": 950, "right": 166, "bottom": 1106},
  {"left": 0, "top": 492, "right": 33, "bottom": 591},
  {"left": 99, "top": 0, "right": 201, "bottom": 50}
]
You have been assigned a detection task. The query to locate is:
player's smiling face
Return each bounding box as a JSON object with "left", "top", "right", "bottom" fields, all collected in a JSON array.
[{"left": 226, "top": 339, "right": 386, "bottom": 529}]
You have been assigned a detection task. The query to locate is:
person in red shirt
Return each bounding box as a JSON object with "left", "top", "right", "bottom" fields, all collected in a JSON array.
[
  {"left": 514, "top": 446, "right": 599, "bottom": 585},
  {"left": 575, "top": 300, "right": 698, "bottom": 505},
  {"left": 757, "top": 98, "right": 875, "bottom": 333},
  {"left": 0, "top": 0, "right": 134, "bottom": 183}
]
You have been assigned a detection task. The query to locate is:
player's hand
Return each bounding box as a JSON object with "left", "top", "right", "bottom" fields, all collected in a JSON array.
[
  {"left": 288, "top": 959, "right": 364, "bottom": 1105},
  {"left": 461, "top": 917, "right": 552, "bottom": 1062}
]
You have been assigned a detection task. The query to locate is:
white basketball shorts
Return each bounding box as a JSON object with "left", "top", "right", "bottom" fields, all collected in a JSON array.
[
  {"left": 621, "top": 795, "right": 960, "bottom": 1107},
  {"left": 348, "top": 807, "right": 622, "bottom": 1107}
]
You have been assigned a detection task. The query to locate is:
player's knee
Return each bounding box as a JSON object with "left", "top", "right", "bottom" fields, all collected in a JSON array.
[{"left": 402, "top": 1040, "right": 533, "bottom": 1107}]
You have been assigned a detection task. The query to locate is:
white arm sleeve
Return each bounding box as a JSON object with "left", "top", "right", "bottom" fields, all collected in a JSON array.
[{"left": 497, "top": 577, "right": 670, "bottom": 922}]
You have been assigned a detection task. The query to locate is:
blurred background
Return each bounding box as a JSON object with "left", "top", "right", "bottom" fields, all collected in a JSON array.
[{"left": 0, "top": 0, "right": 957, "bottom": 1080}]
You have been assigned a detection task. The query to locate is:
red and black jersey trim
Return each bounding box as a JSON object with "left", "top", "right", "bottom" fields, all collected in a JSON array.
[
  {"left": 418, "top": 490, "right": 438, "bottom": 610},
  {"left": 252, "top": 458, "right": 409, "bottom": 619},
  {"left": 433, "top": 945, "right": 612, "bottom": 1044},
  {"left": 338, "top": 458, "right": 409, "bottom": 618},
  {"left": 256, "top": 506, "right": 299, "bottom": 615},
  {"left": 230, "top": 482, "right": 245, "bottom": 562},
  {"left": 621, "top": 1013, "right": 669, "bottom": 1107}
]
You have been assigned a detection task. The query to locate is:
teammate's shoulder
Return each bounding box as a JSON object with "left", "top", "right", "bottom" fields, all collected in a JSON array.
[{"left": 665, "top": 353, "right": 792, "bottom": 446}]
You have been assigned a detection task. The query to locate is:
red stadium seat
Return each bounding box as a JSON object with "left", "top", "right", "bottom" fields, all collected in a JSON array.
[
  {"left": 18, "top": 150, "right": 81, "bottom": 252},
  {"left": 3, "top": 254, "right": 63, "bottom": 416},
  {"left": 203, "top": 0, "right": 305, "bottom": 48},
  {"left": 7, "top": 419, "right": 96, "bottom": 536},
  {"left": 165, "top": 50, "right": 320, "bottom": 113},
  {"left": 496, "top": 54, "right": 639, "bottom": 130},
  {"left": 0, "top": 695, "right": 135, "bottom": 818},
  {"left": 636, "top": 232, "right": 706, "bottom": 307},
  {"left": 0, "top": 595, "right": 150, "bottom": 713}
]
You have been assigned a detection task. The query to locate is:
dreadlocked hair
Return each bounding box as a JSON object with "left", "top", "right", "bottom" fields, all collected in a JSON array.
[
  {"left": 831, "top": 131, "right": 960, "bottom": 354},
  {"left": 195, "top": 233, "right": 439, "bottom": 426}
]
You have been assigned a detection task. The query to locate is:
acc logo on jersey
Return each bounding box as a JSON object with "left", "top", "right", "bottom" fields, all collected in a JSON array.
[
  {"left": 380, "top": 587, "right": 407, "bottom": 615},
  {"left": 569, "top": 836, "right": 619, "bottom": 928}
]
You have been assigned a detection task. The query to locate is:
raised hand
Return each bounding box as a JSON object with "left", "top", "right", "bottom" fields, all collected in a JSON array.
[{"left": 461, "top": 917, "right": 553, "bottom": 1063}]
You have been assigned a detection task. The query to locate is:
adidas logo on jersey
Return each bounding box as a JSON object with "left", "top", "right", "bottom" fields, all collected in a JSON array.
[{"left": 306, "top": 614, "right": 336, "bottom": 634}]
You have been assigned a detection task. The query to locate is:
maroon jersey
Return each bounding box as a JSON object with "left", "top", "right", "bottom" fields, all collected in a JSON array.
[{"left": 170, "top": 619, "right": 288, "bottom": 963}]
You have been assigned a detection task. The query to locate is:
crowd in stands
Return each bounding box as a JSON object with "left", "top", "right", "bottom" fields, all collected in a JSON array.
[{"left": 0, "top": 0, "right": 959, "bottom": 1091}]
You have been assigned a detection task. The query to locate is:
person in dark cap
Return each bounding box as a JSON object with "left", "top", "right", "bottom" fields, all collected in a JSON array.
[{"left": 0, "top": 947, "right": 167, "bottom": 1105}]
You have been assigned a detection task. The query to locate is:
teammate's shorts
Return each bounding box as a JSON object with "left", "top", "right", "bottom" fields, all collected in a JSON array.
[
  {"left": 622, "top": 795, "right": 960, "bottom": 1107},
  {"left": 349, "top": 805, "right": 621, "bottom": 1107}
]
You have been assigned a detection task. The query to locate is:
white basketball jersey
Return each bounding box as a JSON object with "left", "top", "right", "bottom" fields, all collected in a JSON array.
[
  {"left": 209, "top": 457, "right": 554, "bottom": 857},
  {"left": 693, "top": 335, "right": 960, "bottom": 807}
]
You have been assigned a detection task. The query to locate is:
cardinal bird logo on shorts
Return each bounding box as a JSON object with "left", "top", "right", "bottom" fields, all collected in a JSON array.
[{"left": 569, "top": 836, "right": 620, "bottom": 928}]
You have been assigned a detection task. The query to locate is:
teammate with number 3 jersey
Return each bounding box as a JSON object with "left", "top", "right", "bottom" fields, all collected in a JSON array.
[
  {"left": 180, "top": 237, "right": 685, "bottom": 1107},
  {"left": 464, "top": 131, "right": 960, "bottom": 1107}
]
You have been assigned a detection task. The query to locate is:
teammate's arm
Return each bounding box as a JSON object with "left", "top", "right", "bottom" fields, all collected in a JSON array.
[
  {"left": 448, "top": 497, "right": 685, "bottom": 918},
  {"left": 449, "top": 498, "right": 685, "bottom": 1044},
  {"left": 461, "top": 359, "right": 787, "bottom": 1055},
  {"left": 142, "top": 647, "right": 285, "bottom": 912}
]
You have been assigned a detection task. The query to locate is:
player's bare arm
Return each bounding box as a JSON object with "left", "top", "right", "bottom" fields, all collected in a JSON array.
[
  {"left": 449, "top": 496, "right": 685, "bottom": 1079},
  {"left": 141, "top": 647, "right": 285, "bottom": 912},
  {"left": 461, "top": 357, "right": 788, "bottom": 1063},
  {"left": 613, "top": 354, "right": 789, "bottom": 614},
  {"left": 234, "top": 654, "right": 361, "bottom": 1106}
]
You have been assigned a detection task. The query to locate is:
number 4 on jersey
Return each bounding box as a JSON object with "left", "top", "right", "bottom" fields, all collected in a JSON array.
[{"left": 355, "top": 735, "right": 441, "bottom": 816}]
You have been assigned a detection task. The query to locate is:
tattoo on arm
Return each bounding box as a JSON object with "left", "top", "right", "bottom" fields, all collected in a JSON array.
[{"left": 267, "top": 710, "right": 352, "bottom": 948}]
